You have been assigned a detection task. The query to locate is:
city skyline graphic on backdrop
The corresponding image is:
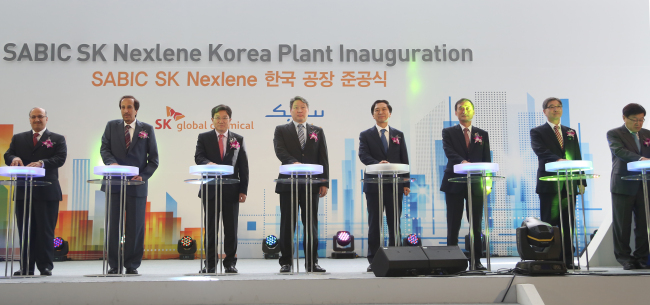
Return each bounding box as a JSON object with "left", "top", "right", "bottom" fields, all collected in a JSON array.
[{"left": 0, "top": 92, "right": 600, "bottom": 259}]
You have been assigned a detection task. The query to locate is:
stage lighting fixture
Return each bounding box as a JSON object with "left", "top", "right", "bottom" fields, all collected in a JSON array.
[
  {"left": 262, "top": 235, "right": 280, "bottom": 259},
  {"left": 331, "top": 231, "right": 356, "bottom": 258},
  {"left": 177, "top": 236, "right": 197, "bottom": 260},
  {"left": 403, "top": 233, "right": 421, "bottom": 246},
  {"left": 515, "top": 217, "right": 566, "bottom": 275},
  {"left": 53, "top": 237, "right": 68, "bottom": 261}
]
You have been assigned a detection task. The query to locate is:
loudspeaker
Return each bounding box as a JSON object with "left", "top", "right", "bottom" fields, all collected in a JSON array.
[
  {"left": 372, "top": 247, "right": 430, "bottom": 277},
  {"left": 421, "top": 246, "right": 468, "bottom": 274},
  {"left": 372, "top": 246, "right": 468, "bottom": 277}
]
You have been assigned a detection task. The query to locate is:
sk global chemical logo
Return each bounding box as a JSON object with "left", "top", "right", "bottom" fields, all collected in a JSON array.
[{"left": 155, "top": 106, "right": 255, "bottom": 132}]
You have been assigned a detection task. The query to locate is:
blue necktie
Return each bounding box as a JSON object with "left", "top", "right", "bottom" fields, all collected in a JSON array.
[
  {"left": 380, "top": 129, "right": 388, "bottom": 154},
  {"left": 633, "top": 132, "right": 641, "bottom": 152}
]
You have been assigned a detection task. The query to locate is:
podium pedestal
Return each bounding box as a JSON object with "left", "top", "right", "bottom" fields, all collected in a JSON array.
[
  {"left": 449, "top": 162, "right": 503, "bottom": 272},
  {"left": 184, "top": 165, "right": 238, "bottom": 276},
  {"left": 542, "top": 160, "right": 600, "bottom": 272},
  {"left": 275, "top": 164, "right": 326, "bottom": 275},
  {"left": 622, "top": 160, "right": 650, "bottom": 268},
  {"left": 0, "top": 167, "right": 50, "bottom": 279},
  {"left": 84, "top": 165, "right": 142, "bottom": 277},
  {"left": 364, "top": 164, "right": 410, "bottom": 248}
]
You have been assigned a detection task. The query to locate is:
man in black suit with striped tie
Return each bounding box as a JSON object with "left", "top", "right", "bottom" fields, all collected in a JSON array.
[
  {"left": 440, "top": 98, "right": 491, "bottom": 270},
  {"left": 274, "top": 96, "right": 329, "bottom": 273},
  {"left": 4, "top": 107, "right": 67, "bottom": 276},
  {"left": 530, "top": 97, "right": 585, "bottom": 269},
  {"left": 358, "top": 100, "right": 410, "bottom": 272}
]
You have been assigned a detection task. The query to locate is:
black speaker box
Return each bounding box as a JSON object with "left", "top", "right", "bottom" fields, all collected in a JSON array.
[
  {"left": 421, "top": 246, "right": 468, "bottom": 274},
  {"left": 372, "top": 247, "right": 430, "bottom": 277},
  {"left": 372, "top": 246, "right": 468, "bottom": 277}
]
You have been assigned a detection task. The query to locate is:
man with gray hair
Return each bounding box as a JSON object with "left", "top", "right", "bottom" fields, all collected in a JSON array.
[{"left": 4, "top": 107, "right": 67, "bottom": 276}]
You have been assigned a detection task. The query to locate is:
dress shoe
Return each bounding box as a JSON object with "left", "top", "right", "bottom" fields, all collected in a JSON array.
[
  {"left": 200, "top": 267, "right": 216, "bottom": 273},
  {"left": 13, "top": 270, "right": 34, "bottom": 276},
  {"left": 107, "top": 267, "right": 119, "bottom": 274},
  {"left": 636, "top": 262, "right": 649, "bottom": 269},
  {"left": 224, "top": 266, "right": 238, "bottom": 274},
  {"left": 366, "top": 265, "right": 373, "bottom": 272},
  {"left": 126, "top": 268, "right": 138, "bottom": 275},
  {"left": 623, "top": 262, "right": 635, "bottom": 270},
  {"left": 40, "top": 268, "right": 52, "bottom": 276},
  {"left": 306, "top": 264, "right": 326, "bottom": 272},
  {"left": 471, "top": 262, "right": 487, "bottom": 271},
  {"left": 565, "top": 264, "right": 580, "bottom": 270},
  {"left": 280, "top": 264, "right": 291, "bottom": 273}
]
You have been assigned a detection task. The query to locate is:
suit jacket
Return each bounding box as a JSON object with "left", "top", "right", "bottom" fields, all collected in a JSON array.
[
  {"left": 358, "top": 126, "right": 410, "bottom": 193},
  {"left": 440, "top": 124, "right": 491, "bottom": 195},
  {"left": 530, "top": 123, "right": 585, "bottom": 194},
  {"left": 194, "top": 130, "right": 249, "bottom": 201},
  {"left": 3, "top": 129, "right": 67, "bottom": 201},
  {"left": 273, "top": 122, "right": 329, "bottom": 193},
  {"left": 607, "top": 124, "right": 650, "bottom": 196},
  {"left": 100, "top": 119, "right": 159, "bottom": 197}
]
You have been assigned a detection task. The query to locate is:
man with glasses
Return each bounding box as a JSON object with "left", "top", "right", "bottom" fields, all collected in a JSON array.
[
  {"left": 530, "top": 97, "right": 586, "bottom": 269},
  {"left": 4, "top": 107, "right": 67, "bottom": 276},
  {"left": 607, "top": 103, "right": 650, "bottom": 270},
  {"left": 194, "top": 104, "right": 249, "bottom": 273}
]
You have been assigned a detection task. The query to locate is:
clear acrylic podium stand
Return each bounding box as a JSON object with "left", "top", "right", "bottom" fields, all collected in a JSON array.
[
  {"left": 184, "top": 165, "right": 238, "bottom": 276},
  {"left": 85, "top": 165, "right": 143, "bottom": 277},
  {"left": 541, "top": 160, "right": 599, "bottom": 272},
  {"left": 364, "top": 164, "right": 410, "bottom": 248},
  {"left": 274, "top": 164, "right": 325, "bottom": 275},
  {"left": 449, "top": 162, "right": 503, "bottom": 272},
  {"left": 621, "top": 160, "right": 650, "bottom": 269},
  {"left": 0, "top": 167, "right": 50, "bottom": 279}
]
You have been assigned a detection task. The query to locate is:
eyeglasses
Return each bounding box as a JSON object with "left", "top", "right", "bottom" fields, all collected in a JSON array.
[
  {"left": 545, "top": 106, "right": 563, "bottom": 110},
  {"left": 213, "top": 117, "right": 230, "bottom": 121},
  {"left": 30, "top": 115, "right": 47, "bottom": 119},
  {"left": 626, "top": 117, "right": 645, "bottom": 123}
]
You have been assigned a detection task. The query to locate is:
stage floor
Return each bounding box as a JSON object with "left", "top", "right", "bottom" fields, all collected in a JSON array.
[{"left": 2, "top": 257, "right": 650, "bottom": 305}]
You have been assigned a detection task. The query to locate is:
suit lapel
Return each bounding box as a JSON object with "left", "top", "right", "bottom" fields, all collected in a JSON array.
[
  {"left": 639, "top": 129, "right": 650, "bottom": 156},
  {"left": 224, "top": 132, "right": 235, "bottom": 161},
  {"left": 129, "top": 121, "right": 143, "bottom": 153},
  {"left": 371, "top": 126, "right": 388, "bottom": 158},
  {"left": 34, "top": 129, "right": 51, "bottom": 152},
  {"left": 288, "top": 122, "right": 302, "bottom": 150},
  {"left": 117, "top": 121, "right": 127, "bottom": 152},
  {"left": 621, "top": 125, "right": 640, "bottom": 154},
  {"left": 26, "top": 130, "right": 35, "bottom": 151},
  {"left": 387, "top": 127, "right": 397, "bottom": 155},
  {"left": 543, "top": 124, "right": 564, "bottom": 153},
  {"left": 456, "top": 125, "right": 469, "bottom": 154}
]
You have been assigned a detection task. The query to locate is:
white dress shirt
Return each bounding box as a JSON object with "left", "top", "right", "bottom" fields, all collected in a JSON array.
[{"left": 124, "top": 119, "right": 137, "bottom": 141}]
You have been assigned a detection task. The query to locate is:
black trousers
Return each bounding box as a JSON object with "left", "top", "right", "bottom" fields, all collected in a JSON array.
[
  {"left": 445, "top": 192, "right": 484, "bottom": 263},
  {"left": 611, "top": 191, "right": 649, "bottom": 265},
  {"left": 366, "top": 189, "right": 403, "bottom": 264},
  {"left": 14, "top": 199, "right": 59, "bottom": 272},
  {"left": 202, "top": 195, "right": 239, "bottom": 268},
  {"left": 108, "top": 194, "right": 146, "bottom": 270},
  {"left": 539, "top": 192, "right": 576, "bottom": 264},
  {"left": 278, "top": 189, "right": 320, "bottom": 266}
]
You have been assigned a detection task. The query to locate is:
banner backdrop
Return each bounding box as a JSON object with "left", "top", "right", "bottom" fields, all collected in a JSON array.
[{"left": 1, "top": 0, "right": 649, "bottom": 259}]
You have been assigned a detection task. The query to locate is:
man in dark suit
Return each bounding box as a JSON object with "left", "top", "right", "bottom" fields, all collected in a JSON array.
[
  {"left": 100, "top": 95, "right": 158, "bottom": 274},
  {"left": 440, "top": 98, "right": 491, "bottom": 270},
  {"left": 358, "top": 100, "right": 410, "bottom": 272},
  {"left": 606, "top": 103, "right": 650, "bottom": 270},
  {"left": 274, "top": 96, "right": 329, "bottom": 273},
  {"left": 530, "top": 97, "right": 585, "bottom": 268},
  {"left": 194, "top": 104, "right": 249, "bottom": 274},
  {"left": 4, "top": 107, "right": 67, "bottom": 276}
]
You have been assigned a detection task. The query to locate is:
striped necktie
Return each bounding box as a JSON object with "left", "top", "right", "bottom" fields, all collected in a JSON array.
[
  {"left": 125, "top": 125, "right": 131, "bottom": 150},
  {"left": 554, "top": 125, "right": 563, "bottom": 149},
  {"left": 298, "top": 124, "right": 305, "bottom": 149}
]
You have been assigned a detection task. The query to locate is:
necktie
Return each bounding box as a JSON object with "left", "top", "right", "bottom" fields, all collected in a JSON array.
[
  {"left": 218, "top": 134, "right": 225, "bottom": 160},
  {"left": 298, "top": 124, "right": 305, "bottom": 149},
  {"left": 33, "top": 133, "right": 39, "bottom": 146},
  {"left": 380, "top": 129, "right": 388, "bottom": 154},
  {"left": 125, "top": 125, "right": 131, "bottom": 150},
  {"left": 554, "top": 125, "right": 564, "bottom": 149},
  {"left": 463, "top": 128, "right": 470, "bottom": 149},
  {"left": 633, "top": 132, "right": 641, "bottom": 152}
]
